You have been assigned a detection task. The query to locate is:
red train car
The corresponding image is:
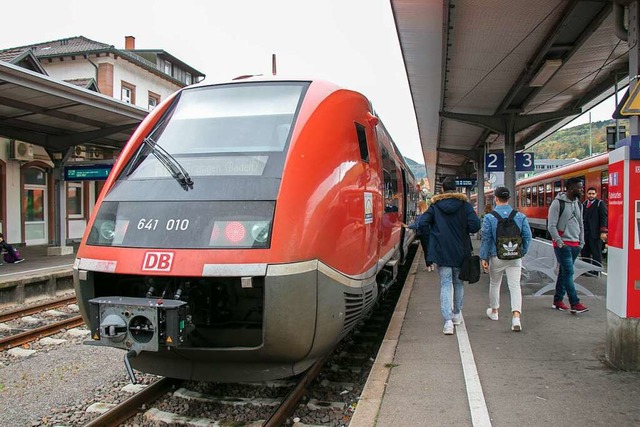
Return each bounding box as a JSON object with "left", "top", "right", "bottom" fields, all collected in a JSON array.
[
  {"left": 73, "top": 78, "right": 418, "bottom": 382},
  {"left": 473, "top": 153, "right": 609, "bottom": 236},
  {"left": 516, "top": 153, "right": 608, "bottom": 236}
]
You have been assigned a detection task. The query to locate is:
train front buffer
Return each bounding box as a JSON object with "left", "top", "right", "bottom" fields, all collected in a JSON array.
[{"left": 87, "top": 296, "right": 189, "bottom": 383}]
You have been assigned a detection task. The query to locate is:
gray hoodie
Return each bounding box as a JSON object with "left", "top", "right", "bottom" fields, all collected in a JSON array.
[{"left": 547, "top": 193, "right": 584, "bottom": 247}]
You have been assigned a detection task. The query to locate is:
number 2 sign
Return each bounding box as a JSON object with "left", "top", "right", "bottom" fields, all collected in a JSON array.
[{"left": 485, "top": 153, "right": 504, "bottom": 172}]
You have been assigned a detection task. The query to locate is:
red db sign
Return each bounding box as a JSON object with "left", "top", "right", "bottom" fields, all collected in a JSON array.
[{"left": 142, "top": 252, "right": 174, "bottom": 271}]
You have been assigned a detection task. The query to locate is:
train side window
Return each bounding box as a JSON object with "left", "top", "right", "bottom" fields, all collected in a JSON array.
[
  {"left": 355, "top": 123, "right": 369, "bottom": 162},
  {"left": 601, "top": 170, "right": 609, "bottom": 203},
  {"left": 554, "top": 180, "right": 562, "bottom": 196},
  {"left": 545, "top": 183, "right": 552, "bottom": 205},
  {"left": 575, "top": 175, "right": 586, "bottom": 201},
  {"left": 516, "top": 188, "right": 520, "bottom": 208},
  {"left": 525, "top": 187, "right": 531, "bottom": 207},
  {"left": 520, "top": 188, "right": 526, "bottom": 207},
  {"left": 532, "top": 185, "right": 538, "bottom": 207},
  {"left": 538, "top": 185, "right": 545, "bottom": 207}
]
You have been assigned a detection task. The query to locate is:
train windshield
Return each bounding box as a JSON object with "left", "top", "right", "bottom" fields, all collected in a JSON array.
[{"left": 124, "top": 82, "right": 308, "bottom": 180}]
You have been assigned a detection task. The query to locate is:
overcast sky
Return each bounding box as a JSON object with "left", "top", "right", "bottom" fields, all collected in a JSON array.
[
  {"left": 0, "top": 0, "right": 429, "bottom": 161},
  {"left": 1, "top": 1, "right": 620, "bottom": 163}
]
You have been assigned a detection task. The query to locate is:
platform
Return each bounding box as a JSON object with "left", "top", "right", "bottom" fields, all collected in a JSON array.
[
  {"left": 351, "top": 241, "right": 640, "bottom": 427},
  {"left": 0, "top": 244, "right": 76, "bottom": 307}
]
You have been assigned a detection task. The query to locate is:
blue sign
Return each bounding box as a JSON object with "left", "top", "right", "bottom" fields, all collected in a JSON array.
[
  {"left": 455, "top": 178, "right": 477, "bottom": 188},
  {"left": 485, "top": 153, "right": 504, "bottom": 172},
  {"left": 64, "top": 164, "right": 113, "bottom": 181},
  {"left": 516, "top": 153, "right": 535, "bottom": 171}
]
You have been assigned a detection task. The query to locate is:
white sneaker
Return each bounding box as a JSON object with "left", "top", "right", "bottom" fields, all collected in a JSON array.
[
  {"left": 486, "top": 308, "right": 499, "bottom": 321},
  {"left": 443, "top": 320, "right": 454, "bottom": 335},
  {"left": 452, "top": 312, "right": 462, "bottom": 325},
  {"left": 511, "top": 317, "right": 522, "bottom": 332}
]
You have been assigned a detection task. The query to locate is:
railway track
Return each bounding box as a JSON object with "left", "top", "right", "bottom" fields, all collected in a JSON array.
[
  {"left": 84, "top": 352, "right": 334, "bottom": 426},
  {"left": 0, "top": 295, "right": 76, "bottom": 323},
  {"left": 76, "top": 245, "right": 416, "bottom": 426},
  {"left": 0, "top": 296, "right": 84, "bottom": 351}
]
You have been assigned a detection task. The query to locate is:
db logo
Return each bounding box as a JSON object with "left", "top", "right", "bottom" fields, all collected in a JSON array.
[{"left": 142, "top": 252, "right": 174, "bottom": 271}]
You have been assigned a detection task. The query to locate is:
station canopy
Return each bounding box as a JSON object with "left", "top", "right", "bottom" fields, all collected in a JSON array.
[
  {"left": 0, "top": 61, "right": 147, "bottom": 154},
  {"left": 391, "top": 0, "right": 630, "bottom": 189}
]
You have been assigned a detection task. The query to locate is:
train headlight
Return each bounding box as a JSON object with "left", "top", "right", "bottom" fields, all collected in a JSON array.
[
  {"left": 251, "top": 222, "right": 270, "bottom": 243},
  {"left": 99, "top": 220, "right": 116, "bottom": 241}
]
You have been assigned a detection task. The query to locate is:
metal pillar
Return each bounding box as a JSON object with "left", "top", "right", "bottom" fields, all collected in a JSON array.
[
  {"left": 504, "top": 115, "right": 516, "bottom": 208},
  {"left": 476, "top": 147, "right": 486, "bottom": 215},
  {"left": 630, "top": 1, "right": 640, "bottom": 136}
]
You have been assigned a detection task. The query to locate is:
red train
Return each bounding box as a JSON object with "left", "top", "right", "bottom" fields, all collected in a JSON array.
[
  {"left": 474, "top": 153, "right": 608, "bottom": 236},
  {"left": 73, "top": 78, "right": 418, "bottom": 382}
]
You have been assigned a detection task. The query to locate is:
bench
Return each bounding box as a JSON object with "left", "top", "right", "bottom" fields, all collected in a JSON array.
[{"left": 521, "top": 238, "right": 602, "bottom": 297}]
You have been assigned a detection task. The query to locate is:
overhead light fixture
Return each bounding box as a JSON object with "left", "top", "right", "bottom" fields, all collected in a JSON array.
[{"left": 529, "top": 59, "right": 562, "bottom": 87}]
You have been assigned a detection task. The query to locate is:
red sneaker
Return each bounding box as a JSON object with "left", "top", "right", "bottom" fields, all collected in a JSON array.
[
  {"left": 571, "top": 302, "right": 589, "bottom": 314},
  {"left": 552, "top": 300, "right": 569, "bottom": 311}
]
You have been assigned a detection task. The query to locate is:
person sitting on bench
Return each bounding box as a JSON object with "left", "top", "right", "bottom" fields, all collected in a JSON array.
[{"left": 0, "top": 233, "right": 24, "bottom": 264}]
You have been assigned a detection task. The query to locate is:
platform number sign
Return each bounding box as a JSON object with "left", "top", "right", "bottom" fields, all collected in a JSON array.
[
  {"left": 516, "top": 153, "right": 535, "bottom": 171},
  {"left": 485, "top": 153, "right": 504, "bottom": 172},
  {"left": 485, "top": 153, "right": 535, "bottom": 172}
]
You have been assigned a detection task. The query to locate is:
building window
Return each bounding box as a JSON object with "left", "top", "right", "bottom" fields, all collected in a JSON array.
[
  {"left": 121, "top": 81, "right": 136, "bottom": 104},
  {"left": 148, "top": 91, "right": 160, "bottom": 110},
  {"left": 164, "top": 60, "right": 172, "bottom": 76},
  {"left": 67, "top": 182, "right": 84, "bottom": 218}
]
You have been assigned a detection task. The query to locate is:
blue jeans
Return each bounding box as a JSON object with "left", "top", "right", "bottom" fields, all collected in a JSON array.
[
  {"left": 553, "top": 245, "right": 581, "bottom": 305},
  {"left": 437, "top": 266, "right": 464, "bottom": 321}
]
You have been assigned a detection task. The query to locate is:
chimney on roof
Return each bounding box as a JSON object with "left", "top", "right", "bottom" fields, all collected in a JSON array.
[{"left": 125, "top": 36, "right": 135, "bottom": 50}]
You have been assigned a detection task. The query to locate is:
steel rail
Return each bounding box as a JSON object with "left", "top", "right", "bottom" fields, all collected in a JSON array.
[
  {"left": 0, "top": 314, "right": 84, "bottom": 351},
  {"left": 0, "top": 295, "right": 77, "bottom": 323},
  {"left": 85, "top": 377, "right": 180, "bottom": 427},
  {"left": 263, "top": 349, "right": 335, "bottom": 427}
]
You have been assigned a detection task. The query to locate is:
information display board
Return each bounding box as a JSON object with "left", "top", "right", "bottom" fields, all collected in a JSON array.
[{"left": 64, "top": 164, "right": 113, "bottom": 181}]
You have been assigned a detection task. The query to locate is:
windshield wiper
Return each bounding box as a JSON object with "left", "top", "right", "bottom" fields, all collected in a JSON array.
[{"left": 141, "top": 137, "right": 194, "bottom": 191}]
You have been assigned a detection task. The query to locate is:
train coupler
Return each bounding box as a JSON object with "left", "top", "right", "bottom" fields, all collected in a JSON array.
[{"left": 87, "top": 296, "right": 189, "bottom": 352}]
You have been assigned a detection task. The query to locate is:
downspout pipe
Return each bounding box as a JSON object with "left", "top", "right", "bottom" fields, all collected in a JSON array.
[{"left": 614, "top": 3, "right": 628, "bottom": 42}]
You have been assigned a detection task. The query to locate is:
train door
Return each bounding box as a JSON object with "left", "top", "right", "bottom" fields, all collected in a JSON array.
[{"left": 356, "top": 121, "right": 380, "bottom": 267}]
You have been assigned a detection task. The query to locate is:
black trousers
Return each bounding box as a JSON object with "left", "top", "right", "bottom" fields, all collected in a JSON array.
[{"left": 581, "top": 236, "right": 603, "bottom": 266}]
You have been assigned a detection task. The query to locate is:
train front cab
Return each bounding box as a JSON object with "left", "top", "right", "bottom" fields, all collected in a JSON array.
[{"left": 74, "top": 79, "right": 415, "bottom": 382}]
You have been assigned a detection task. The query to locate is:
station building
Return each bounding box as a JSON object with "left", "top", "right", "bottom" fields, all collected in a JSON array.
[{"left": 0, "top": 36, "right": 204, "bottom": 247}]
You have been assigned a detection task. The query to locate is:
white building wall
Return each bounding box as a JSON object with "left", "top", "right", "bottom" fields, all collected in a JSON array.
[
  {"left": 0, "top": 138, "right": 24, "bottom": 243},
  {"left": 40, "top": 60, "right": 97, "bottom": 82},
  {"left": 112, "top": 58, "right": 181, "bottom": 109}
]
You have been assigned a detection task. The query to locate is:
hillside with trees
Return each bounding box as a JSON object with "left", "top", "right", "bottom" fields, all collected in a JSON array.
[
  {"left": 401, "top": 118, "right": 625, "bottom": 180},
  {"left": 531, "top": 119, "right": 627, "bottom": 159},
  {"left": 404, "top": 157, "right": 427, "bottom": 179}
]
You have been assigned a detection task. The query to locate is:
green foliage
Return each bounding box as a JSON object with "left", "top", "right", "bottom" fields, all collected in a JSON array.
[{"left": 532, "top": 119, "right": 628, "bottom": 159}]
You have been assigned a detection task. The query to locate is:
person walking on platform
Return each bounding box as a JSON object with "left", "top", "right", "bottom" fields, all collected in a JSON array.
[
  {"left": 419, "top": 177, "right": 480, "bottom": 335},
  {"left": 547, "top": 177, "right": 588, "bottom": 314},
  {"left": 480, "top": 187, "right": 532, "bottom": 331},
  {"left": 581, "top": 187, "right": 607, "bottom": 276}
]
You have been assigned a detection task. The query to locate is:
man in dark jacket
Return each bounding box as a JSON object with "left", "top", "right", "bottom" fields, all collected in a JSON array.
[
  {"left": 581, "top": 187, "right": 607, "bottom": 276},
  {"left": 419, "top": 177, "right": 480, "bottom": 335}
]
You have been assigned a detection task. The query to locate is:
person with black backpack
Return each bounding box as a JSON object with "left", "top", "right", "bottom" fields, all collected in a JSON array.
[{"left": 479, "top": 187, "right": 532, "bottom": 331}]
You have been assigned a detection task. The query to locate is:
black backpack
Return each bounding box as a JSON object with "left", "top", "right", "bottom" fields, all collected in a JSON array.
[{"left": 489, "top": 210, "right": 523, "bottom": 260}]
